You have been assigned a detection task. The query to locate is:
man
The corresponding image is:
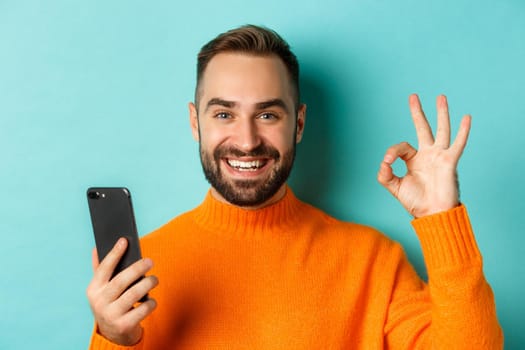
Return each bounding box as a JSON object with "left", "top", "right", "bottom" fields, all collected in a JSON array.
[{"left": 87, "top": 25, "right": 503, "bottom": 349}]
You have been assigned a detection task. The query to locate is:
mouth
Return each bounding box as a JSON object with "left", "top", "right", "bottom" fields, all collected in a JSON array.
[{"left": 225, "top": 158, "right": 269, "bottom": 172}]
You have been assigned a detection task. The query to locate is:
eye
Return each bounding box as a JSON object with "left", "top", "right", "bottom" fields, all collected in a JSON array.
[
  {"left": 258, "top": 113, "right": 277, "bottom": 120},
  {"left": 215, "top": 112, "right": 231, "bottom": 119}
]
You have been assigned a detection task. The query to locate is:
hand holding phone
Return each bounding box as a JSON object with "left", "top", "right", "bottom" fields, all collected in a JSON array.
[{"left": 86, "top": 187, "right": 158, "bottom": 346}]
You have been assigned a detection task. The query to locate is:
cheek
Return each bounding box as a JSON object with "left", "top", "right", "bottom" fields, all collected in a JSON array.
[
  {"left": 198, "top": 124, "right": 226, "bottom": 149},
  {"left": 265, "top": 125, "right": 296, "bottom": 150}
]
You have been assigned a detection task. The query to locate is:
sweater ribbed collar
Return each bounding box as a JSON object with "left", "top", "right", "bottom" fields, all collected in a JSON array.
[{"left": 192, "top": 186, "right": 305, "bottom": 236}]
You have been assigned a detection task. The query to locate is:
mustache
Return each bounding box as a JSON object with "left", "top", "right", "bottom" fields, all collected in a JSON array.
[{"left": 214, "top": 144, "right": 280, "bottom": 159}]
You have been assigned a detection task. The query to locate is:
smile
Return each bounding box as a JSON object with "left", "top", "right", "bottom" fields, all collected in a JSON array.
[{"left": 226, "top": 159, "right": 268, "bottom": 172}]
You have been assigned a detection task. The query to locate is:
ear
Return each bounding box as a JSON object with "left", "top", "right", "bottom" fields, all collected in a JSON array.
[
  {"left": 189, "top": 102, "right": 200, "bottom": 141},
  {"left": 295, "top": 104, "right": 307, "bottom": 143}
]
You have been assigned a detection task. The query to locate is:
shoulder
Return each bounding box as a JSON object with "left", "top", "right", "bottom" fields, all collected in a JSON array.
[
  {"left": 294, "top": 201, "right": 410, "bottom": 282},
  {"left": 296, "top": 199, "right": 398, "bottom": 249}
]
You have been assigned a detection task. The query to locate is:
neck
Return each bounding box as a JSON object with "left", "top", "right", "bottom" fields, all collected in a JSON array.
[{"left": 193, "top": 185, "right": 305, "bottom": 237}]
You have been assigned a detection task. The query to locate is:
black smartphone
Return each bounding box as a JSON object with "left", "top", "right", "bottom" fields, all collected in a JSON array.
[{"left": 87, "top": 187, "right": 147, "bottom": 300}]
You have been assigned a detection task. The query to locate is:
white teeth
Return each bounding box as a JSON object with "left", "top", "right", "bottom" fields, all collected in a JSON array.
[{"left": 227, "top": 159, "right": 264, "bottom": 171}]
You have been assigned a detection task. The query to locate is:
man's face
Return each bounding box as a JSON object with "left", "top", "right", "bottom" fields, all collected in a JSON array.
[{"left": 189, "top": 53, "right": 306, "bottom": 208}]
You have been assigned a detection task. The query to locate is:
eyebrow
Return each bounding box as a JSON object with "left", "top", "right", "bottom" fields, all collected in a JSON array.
[
  {"left": 204, "top": 98, "right": 290, "bottom": 113},
  {"left": 205, "top": 98, "right": 236, "bottom": 111},
  {"left": 255, "top": 99, "right": 289, "bottom": 113}
]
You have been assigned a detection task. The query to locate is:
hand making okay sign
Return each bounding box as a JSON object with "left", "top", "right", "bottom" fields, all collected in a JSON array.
[{"left": 377, "top": 94, "right": 472, "bottom": 218}]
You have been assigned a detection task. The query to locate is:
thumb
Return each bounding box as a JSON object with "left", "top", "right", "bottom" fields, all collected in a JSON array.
[
  {"left": 377, "top": 160, "right": 401, "bottom": 198},
  {"left": 377, "top": 142, "right": 417, "bottom": 197}
]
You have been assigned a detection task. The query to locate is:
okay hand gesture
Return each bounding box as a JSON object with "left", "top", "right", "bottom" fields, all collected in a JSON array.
[{"left": 377, "top": 94, "right": 471, "bottom": 218}]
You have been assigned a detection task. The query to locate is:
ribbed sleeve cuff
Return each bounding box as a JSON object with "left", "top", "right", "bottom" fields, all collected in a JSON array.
[
  {"left": 411, "top": 204, "right": 482, "bottom": 271},
  {"left": 89, "top": 325, "right": 143, "bottom": 350}
]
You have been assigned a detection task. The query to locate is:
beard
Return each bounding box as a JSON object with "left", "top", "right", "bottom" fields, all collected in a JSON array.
[{"left": 199, "top": 142, "right": 296, "bottom": 207}]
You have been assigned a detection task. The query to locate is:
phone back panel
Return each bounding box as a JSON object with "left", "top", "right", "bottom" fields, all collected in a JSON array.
[{"left": 87, "top": 187, "right": 143, "bottom": 278}]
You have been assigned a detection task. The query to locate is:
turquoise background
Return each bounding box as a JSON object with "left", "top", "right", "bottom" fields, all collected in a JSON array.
[{"left": 1, "top": 0, "right": 523, "bottom": 348}]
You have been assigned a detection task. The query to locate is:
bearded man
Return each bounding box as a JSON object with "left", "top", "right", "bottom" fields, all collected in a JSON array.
[{"left": 87, "top": 25, "right": 502, "bottom": 349}]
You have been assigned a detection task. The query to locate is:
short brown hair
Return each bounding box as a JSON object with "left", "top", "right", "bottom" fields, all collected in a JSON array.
[{"left": 195, "top": 25, "right": 300, "bottom": 109}]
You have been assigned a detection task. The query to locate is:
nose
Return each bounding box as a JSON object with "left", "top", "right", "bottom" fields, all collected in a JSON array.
[{"left": 231, "top": 118, "right": 262, "bottom": 152}]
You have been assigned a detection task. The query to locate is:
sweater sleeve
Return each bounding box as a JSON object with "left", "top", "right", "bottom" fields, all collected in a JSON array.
[
  {"left": 88, "top": 325, "right": 144, "bottom": 350},
  {"left": 384, "top": 205, "right": 503, "bottom": 349}
]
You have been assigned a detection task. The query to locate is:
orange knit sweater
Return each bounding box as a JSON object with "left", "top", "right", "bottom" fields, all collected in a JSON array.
[{"left": 89, "top": 188, "right": 503, "bottom": 349}]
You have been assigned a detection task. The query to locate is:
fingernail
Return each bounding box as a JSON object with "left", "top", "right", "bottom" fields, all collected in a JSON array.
[
  {"left": 144, "top": 258, "right": 153, "bottom": 269},
  {"left": 384, "top": 155, "right": 393, "bottom": 163},
  {"left": 118, "top": 237, "right": 127, "bottom": 247}
]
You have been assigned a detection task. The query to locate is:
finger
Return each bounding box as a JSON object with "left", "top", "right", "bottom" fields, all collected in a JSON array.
[
  {"left": 105, "top": 258, "right": 154, "bottom": 301},
  {"left": 92, "top": 248, "right": 99, "bottom": 271},
  {"left": 435, "top": 95, "right": 451, "bottom": 147},
  {"left": 450, "top": 114, "right": 472, "bottom": 158},
  {"left": 119, "top": 298, "right": 157, "bottom": 331},
  {"left": 409, "top": 94, "right": 434, "bottom": 146},
  {"left": 92, "top": 238, "right": 128, "bottom": 285},
  {"left": 383, "top": 141, "right": 418, "bottom": 164},
  {"left": 114, "top": 275, "right": 159, "bottom": 313}
]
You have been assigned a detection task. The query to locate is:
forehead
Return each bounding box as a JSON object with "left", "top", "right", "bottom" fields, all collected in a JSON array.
[{"left": 198, "top": 53, "right": 294, "bottom": 109}]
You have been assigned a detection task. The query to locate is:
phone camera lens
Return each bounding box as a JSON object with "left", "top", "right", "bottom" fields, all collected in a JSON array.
[{"left": 88, "top": 191, "right": 100, "bottom": 199}]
